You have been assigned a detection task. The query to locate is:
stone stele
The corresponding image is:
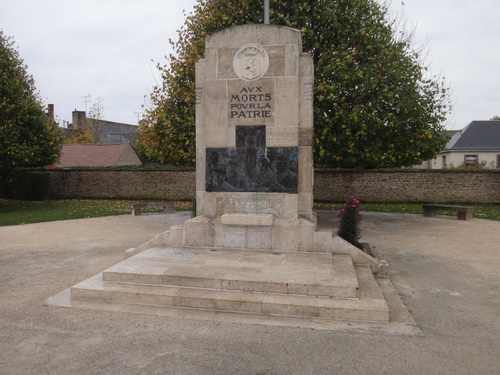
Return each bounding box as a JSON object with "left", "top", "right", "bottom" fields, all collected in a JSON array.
[
  {"left": 186, "top": 24, "right": 315, "bottom": 251},
  {"left": 173, "top": 24, "right": 376, "bottom": 262}
]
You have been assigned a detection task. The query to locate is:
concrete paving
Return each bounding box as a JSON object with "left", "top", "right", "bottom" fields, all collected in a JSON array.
[{"left": 1, "top": 210, "right": 499, "bottom": 374}]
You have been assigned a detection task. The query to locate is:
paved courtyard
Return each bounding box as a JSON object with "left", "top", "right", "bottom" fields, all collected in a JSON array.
[{"left": 0, "top": 211, "right": 498, "bottom": 374}]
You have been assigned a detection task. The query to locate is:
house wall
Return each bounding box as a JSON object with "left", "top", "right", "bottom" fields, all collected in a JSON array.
[
  {"left": 449, "top": 152, "right": 499, "bottom": 168},
  {"left": 421, "top": 152, "right": 500, "bottom": 169},
  {"left": 116, "top": 145, "right": 142, "bottom": 166},
  {"left": 413, "top": 159, "right": 436, "bottom": 169},
  {"left": 47, "top": 169, "right": 500, "bottom": 204}
]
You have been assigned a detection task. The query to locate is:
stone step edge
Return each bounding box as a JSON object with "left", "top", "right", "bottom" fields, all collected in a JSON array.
[
  {"left": 80, "top": 279, "right": 360, "bottom": 300},
  {"left": 70, "top": 275, "right": 389, "bottom": 322},
  {"left": 99, "top": 264, "right": 381, "bottom": 302},
  {"left": 112, "top": 247, "right": 359, "bottom": 298},
  {"left": 102, "top": 271, "right": 359, "bottom": 299}
]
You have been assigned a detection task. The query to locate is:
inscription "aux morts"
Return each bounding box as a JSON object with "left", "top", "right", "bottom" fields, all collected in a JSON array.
[{"left": 230, "top": 86, "right": 272, "bottom": 119}]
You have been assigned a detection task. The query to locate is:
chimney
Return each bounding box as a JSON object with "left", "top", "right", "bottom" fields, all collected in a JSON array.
[
  {"left": 72, "top": 110, "right": 86, "bottom": 130},
  {"left": 48, "top": 104, "right": 54, "bottom": 119}
]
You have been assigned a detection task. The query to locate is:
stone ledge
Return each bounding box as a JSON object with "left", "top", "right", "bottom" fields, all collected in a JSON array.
[{"left": 221, "top": 213, "right": 274, "bottom": 227}]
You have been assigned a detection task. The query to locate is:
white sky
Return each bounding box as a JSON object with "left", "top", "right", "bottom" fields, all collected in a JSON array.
[{"left": 1, "top": 0, "right": 498, "bottom": 129}]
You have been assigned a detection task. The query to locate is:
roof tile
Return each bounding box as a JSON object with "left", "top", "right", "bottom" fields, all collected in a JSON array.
[{"left": 49, "top": 144, "right": 131, "bottom": 168}]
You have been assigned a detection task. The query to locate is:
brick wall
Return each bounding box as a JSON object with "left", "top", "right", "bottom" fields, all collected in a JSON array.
[{"left": 48, "top": 169, "right": 500, "bottom": 204}]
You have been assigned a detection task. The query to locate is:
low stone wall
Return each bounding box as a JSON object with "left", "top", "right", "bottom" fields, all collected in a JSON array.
[
  {"left": 47, "top": 169, "right": 500, "bottom": 204},
  {"left": 48, "top": 170, "right": 196, "bottom": 200},
  {"left": 314, "top": 170, "right": 500, "bottom": 204}
]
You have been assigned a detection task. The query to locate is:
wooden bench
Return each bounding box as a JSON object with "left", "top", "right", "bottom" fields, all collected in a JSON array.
[
  {"left": 422, "top": 204, "right": 474, "bottom": 221},
  {"left": 131, "top": 202, "right": 174, "bottom": 216}
]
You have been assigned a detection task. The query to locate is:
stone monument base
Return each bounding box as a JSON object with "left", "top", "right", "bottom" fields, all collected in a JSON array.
[
  {"left": 58, "top": 246, "right": 389, "bottom": 323},
  {"left": 126, "top": 214, "right": 382, "bottom": 272},
  {"left": 49, "top": 216, "right": 391, "bottom": 325},
  {"left": 46, "top": 215, "right": 417, "bottom": 332}
]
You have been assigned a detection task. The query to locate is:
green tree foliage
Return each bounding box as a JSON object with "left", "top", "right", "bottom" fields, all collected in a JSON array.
[
  {"left": 140, "top": 0, "right": 451, "bottom": 168},
  {"left": 0, "top": 30, "right": 63, "bottom": 170}
]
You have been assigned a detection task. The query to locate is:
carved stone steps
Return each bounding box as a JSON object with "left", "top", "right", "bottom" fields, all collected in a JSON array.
[
  {"left": 103, "top": 247, "right": 358, "bottom": 298},
  {"left": 68, "top": 247, "right": 389, "bottom": 323}
]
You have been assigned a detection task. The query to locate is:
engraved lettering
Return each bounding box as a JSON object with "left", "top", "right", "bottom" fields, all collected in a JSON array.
[
  {"left": 229, "top": 86, "right": 273, "bottom": 119},
  {"left": 216, "top": 197, "right": 284, "bottom": 215},
  {"left": 230, "top": 103, "right": 271, "bottom": 110},
  {"left": 239, "top": 86, "right": 263, "bottom": 93}
]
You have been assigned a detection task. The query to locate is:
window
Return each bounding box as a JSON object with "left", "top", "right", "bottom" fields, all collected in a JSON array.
[
  {"left": 464, "top": 155, "right": 478, "bottom": 166},
  {"left": 441, "top": 155, "right": 447, "bottom": 168},
  {"left": 497, "top": 155, "right": 500, "bottom": 169}
]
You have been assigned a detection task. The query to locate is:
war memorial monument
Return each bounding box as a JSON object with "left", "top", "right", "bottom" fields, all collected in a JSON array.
[{"left": 49, "top": 25, "right": 411, "bottom": 327}]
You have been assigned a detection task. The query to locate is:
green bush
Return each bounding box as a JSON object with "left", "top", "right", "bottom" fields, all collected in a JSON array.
[
  {"left": 0, "top": 170, "right": 13, "bottom": 198},
  {"left": 12, "top": 170, "right": 51, "bottom": 200}
]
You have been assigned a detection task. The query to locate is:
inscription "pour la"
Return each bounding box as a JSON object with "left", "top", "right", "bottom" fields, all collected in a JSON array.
[{"left": 229, "top": 86, "right": 273, "bottom": 119}]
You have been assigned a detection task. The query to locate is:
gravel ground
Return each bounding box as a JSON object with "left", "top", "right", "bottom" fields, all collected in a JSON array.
[{"left": 0, "top": 211, "right": 499, "bottom": 375}]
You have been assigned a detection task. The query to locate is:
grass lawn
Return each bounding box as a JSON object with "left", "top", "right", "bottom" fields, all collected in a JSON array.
[
  {"left": 315, "top": 202, "right": 500, "bottom": 221},
  {"left": 0, "top": 199, "right": 498, "bottom": 226},
  {"left": 0, "top": 199, "right": 194, "bottom": 226}
]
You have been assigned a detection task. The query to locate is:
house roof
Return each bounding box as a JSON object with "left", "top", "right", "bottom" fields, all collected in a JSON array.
[
  {"left": 94, "top": 120, "right": 139, "bottom": 144},
  {"left": 49, "top": 143, "right": 138, "bottom": 168},
  {"left": 447, "top": 121, "right": 500, "bottom": 151}
]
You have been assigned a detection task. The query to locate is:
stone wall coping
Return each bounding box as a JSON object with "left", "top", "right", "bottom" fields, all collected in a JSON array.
[{"left": 314, "top": 169, "right": 500, "bottom": 174}]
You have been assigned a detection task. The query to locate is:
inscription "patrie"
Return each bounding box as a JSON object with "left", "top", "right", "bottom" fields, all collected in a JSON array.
[{"left": 229, "top": 86, "right": 272, "bottom": 119}]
